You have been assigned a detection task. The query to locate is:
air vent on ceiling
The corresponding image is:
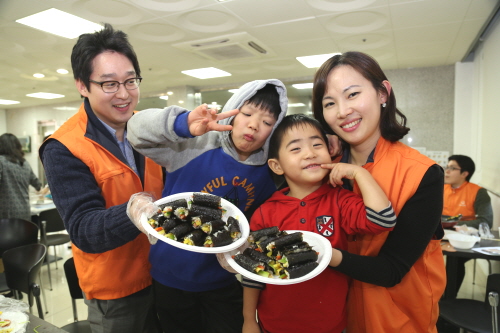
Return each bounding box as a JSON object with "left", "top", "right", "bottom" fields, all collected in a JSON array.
[{"left": 172, "top": 32, "right": 274, "bottom": 61}]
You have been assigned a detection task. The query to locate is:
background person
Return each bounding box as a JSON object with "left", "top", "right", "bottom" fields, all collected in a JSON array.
[
  {"left": 443, "top": 154, "right": 493, "bottom": 299},
  {"left": 312, "top": 51, "right": 446, "bottom": 333},
  {"left": 39, "top": 24, "right": 163, "bottom": 333},
  {"left": 126, "top": 80, "right": 288, "bottom": 333},
  {"left": 0, "top": 133, "right": 42, "bottom": 221},
  {"left": 241, "top": 114, "right": 396, "bottom": 333}
]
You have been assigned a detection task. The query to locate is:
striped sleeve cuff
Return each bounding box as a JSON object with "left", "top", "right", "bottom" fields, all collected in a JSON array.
[
  {"left": 241, "top": 276, "right": 266, "bottom": 290},
  {"left": 366, "top": 203, "right": 396, "bottom": 228}
]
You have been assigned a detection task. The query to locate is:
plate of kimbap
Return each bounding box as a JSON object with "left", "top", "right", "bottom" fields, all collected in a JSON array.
[
  {"left": 224, "top": 228, "right": 332, "bottom": 285},
  {"left": 140, "top": 192, "right": 249, "bottom": 253}
]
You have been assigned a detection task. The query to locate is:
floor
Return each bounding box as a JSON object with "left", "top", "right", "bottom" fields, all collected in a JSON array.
[{"left": 6, "top": 244, "right": 493, "bottom": 331}]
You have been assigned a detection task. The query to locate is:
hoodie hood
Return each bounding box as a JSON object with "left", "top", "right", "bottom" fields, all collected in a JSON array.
[{"left": 219, "top": 79, "right": 288, "bottom": 165}]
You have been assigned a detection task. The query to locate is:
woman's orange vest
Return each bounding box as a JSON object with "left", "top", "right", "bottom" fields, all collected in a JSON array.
[
  {"left": 346, "top": 138, "right": 446, "bottom": 333},
  {"left": 443, "top": 182, "right": 481, "bottom": 218},
  {"left": 50, "top": 104, "right": 163, "bottom": 300}
]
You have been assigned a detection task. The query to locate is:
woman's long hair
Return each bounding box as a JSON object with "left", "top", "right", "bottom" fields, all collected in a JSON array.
[{"left": 0, "top": 133, "right": 25, "bottom": 165}]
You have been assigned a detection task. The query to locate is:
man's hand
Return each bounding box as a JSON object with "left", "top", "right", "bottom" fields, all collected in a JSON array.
[
  {"left": 126, "top": 192, "right": 161, "bottom": 244},
  {"left": 188, "top": 104, "right": 239, "bottom": 136}
]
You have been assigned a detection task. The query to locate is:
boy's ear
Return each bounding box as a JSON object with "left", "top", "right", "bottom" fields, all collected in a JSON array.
[{"left": 268, "top": 158, "right": 284, "bottom": 175}]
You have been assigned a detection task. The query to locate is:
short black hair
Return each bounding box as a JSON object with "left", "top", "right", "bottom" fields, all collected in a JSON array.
[
  {"left": 71, "top": 23, "right": 140, "bottom": 93},
  {"left": 245, "top": 84, "right": 281, "bottom": 120},
  {"left": 269, "top": 114, "right": 328, "bottom": 160},
  {"left": 449, "top": 155, "right": 475, "bottom": 181}
]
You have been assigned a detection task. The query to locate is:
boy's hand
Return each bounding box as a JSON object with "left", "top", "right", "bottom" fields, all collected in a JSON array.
[
  {"left": 243, "top": 319, "right": 261, "bottom": 333},
  {"left": 188, "top": 104, "right": 239, "bottom": 136},
  {"left": 321, "top": 162, "right": 365, "bottom": 187}
]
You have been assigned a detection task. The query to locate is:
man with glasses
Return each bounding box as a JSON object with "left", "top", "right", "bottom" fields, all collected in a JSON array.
[
  {"left": 39, "top": 23, "right": 163, "bottom": 332},
  {"left": 443, "top": 154, "right": 493, "bottom": 298}
]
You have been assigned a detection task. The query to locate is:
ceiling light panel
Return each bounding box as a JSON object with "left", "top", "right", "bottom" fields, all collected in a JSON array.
[
  {"left": 296, "top": 53, "right": 341, "bottom": 68},
  {"left": 181, "top": 67, "right": 231, "bottom": 79},
  {"left": 16, "top": 8, "right": 103, "bottom": 39},
  {"left": 26, "top": 92, "right": 65, "bottom": 99}
]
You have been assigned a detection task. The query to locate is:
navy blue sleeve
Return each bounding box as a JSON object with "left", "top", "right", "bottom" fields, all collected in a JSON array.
[
  {"left": 173, "top": 111, "right": 194, "bottom": 138},
  {"left": 41, "top": 140, "right": 142, "bottom": 253}
]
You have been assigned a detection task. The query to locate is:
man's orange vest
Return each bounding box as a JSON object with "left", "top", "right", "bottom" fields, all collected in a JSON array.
[
  {"left": 50, "top": 104, "right": 163, "bottom": 300},
  {"left": 443, "top": 182, "right": 481, "bottom": 218},
  {"left": 346, "top": 138, "right": 446, "bottom": 333}
]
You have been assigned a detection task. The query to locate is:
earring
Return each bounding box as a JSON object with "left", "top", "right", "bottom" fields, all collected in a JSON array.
[{"left": 382, "top": 102, "right": 386, "bottom": 108}]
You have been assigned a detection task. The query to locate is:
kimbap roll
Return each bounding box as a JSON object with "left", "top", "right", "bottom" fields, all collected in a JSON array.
[
  {"left": 160, "top": 199, "right": 187, "bottom": 218},
  {"left": 279, "top": 250, "right": 318, "bottom": 268},
  {"left": 183, "top": 229, "right": 206, "bottom": 246},
  {"left": 174, "top": 206, "right": 189, "bottom": 220},
  {"left": 266, "top": 232, "right": 303, "bottom": 251},
  {"left": 191, "top": 215, "right": 212, "bottom": 229},
  {"left": 234, "top": 254, "right": 270, "bottom": 277},
  {"left": 166, "top": 223, "right": 193, "bottom": 241},
  {"left": 226, "top": 216, "right": 241, "bottom": 239},
  {"left": 283, "top": 261, "right": 318, "bottom": 279},
  {"left": 201, "top": 219, "right": 226, "bottom": 234},
  {"left": 161, "top": 218, "right": 181, "bottom": 233},
  {"left": 248, "top": 226, "right": 279, "bottom": 243},
  {"left": 192, "top": 193, "right": 221, "bottom": 209},
  {"left": 211, "top": 230, "right": 233, "bottom": 247},
  {"left": 190, "top": 204, "right": 222, "bottom": 220}
]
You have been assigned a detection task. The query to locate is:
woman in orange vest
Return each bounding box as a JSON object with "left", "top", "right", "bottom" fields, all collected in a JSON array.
[{"left": 312, "top": 51, "right": 446, "bottom": 333}]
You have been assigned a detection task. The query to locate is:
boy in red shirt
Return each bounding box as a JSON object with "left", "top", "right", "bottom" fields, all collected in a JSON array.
[{"left": 241, "top": 114, "right": 397, "bottom": 333}]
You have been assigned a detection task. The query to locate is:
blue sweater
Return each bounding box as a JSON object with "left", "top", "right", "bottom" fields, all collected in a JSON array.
[{"left": 128, "top": 79, "right": 288, "bottom": 292}]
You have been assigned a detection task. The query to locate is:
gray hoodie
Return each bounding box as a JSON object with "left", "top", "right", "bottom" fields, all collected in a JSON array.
[{"left": 127, "top": 79, "right": 288, "bottom": 172}]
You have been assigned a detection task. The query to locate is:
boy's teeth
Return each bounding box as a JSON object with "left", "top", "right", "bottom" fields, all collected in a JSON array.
[{"left": 342, "top": 119, "right": 361, "bottom": 129}]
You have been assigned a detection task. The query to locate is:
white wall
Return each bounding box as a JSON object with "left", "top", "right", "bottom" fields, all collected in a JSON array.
[{"left": 0, "top": 109, "right": 6, "bottom": 134}]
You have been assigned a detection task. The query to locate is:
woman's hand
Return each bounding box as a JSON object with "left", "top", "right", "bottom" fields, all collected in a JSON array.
[{"left": 187, "top": 104, "right": 239, "bottom": 136}]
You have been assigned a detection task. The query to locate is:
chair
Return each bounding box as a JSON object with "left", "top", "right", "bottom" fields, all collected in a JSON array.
[
  {"left": 2, "top": 243, "right": 47, "bottom": 319},
  {"left": 61, "top": 257, "right": 91, "bottom": 332},
  {"left": 440, "top": 273, "right": 500, "bottom": 333},
  {"left": 0, "top": 218, "right": 39, "bottom": 294},
  {"left": 39, "top": 208, "right": 71, "bottom": 290}
]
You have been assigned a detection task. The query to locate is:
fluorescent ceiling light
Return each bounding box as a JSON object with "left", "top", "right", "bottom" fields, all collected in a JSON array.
[
  {"left": 57, "top": 69, "right": 69, "bottom": 74},
  {"left": 33, "top": 73, "right": 45, "bottom": 78},
  {"left": 0, "top": 99, "right": 20, "bottom": 105},
  {"left": 27, "top": 92, "right": 65, "bottom": 99},
  {"left": 54, "top": 106, "right": 78, "bottom": 111},
  {"left": 292, "top": 83, "right": 313, "bottom": 89},
  {"left": 296, "top": 53, "right": 341, "bottom": 68},
  {"left": 228, "top": 89, "right": 239, "bottom": 94},
  {"left": 288, "top": 103, "right": 306, "bottom": 107},
  {"left": 159, "top": 96, "right": 169, "bottom": 100},
  {"left": 182, "top": 67, "right": 231, "bottom": 79},
  {"left": 16, "top": 8, "right": 103, "bottom": 39}
]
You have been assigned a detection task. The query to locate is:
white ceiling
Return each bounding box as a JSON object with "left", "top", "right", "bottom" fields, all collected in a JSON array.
[{"left": 0, "top": 0, "right": 498, "bottom": 110}]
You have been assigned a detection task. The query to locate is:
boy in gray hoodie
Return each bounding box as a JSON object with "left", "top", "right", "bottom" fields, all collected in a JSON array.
[{"left": 127, "top": 79, "right": 287, "bottom": 332}]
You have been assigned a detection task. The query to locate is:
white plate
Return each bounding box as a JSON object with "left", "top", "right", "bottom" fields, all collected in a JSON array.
[
  {"left": 0, "top": 311, "right": 29, "bottom": 333},
  {"left": 140, "top": 192, "right": 249, "bottom": 254},
  {"left": 224, "top": 230, "right": 333, "bottom": 285}
]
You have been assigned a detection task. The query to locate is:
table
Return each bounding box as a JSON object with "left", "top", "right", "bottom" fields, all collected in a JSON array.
[
  {"left": 30, "top": 202, "right": 56, "bottom": 216},
  {"left": 442, "top": 235, "right": 500, "bottom": 299},
  {"left": 28, "top": 313, "right": 68, "bottom": 332}
]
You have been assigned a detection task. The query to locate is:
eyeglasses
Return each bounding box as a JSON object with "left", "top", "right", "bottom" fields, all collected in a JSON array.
[
  {"left": 89, "top": 77, "right": 142, "bottom": 93},
  {"left": 445, "top": 166, "right": 461, "bottom": 172}
]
